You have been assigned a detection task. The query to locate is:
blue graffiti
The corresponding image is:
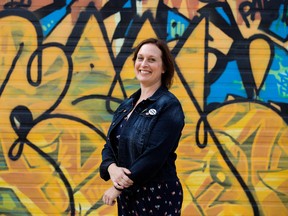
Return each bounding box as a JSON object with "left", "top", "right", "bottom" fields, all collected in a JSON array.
[
  {"left": 207, "top": 60, "right": 247, "bottom": 104},
  {"left": 123, "top": 0, "right": 132, "bottom": 8},
  {"left": 39, "top": 0, "right": 74, "bottom": 37},
  {"left": 40, "top": 6, "right": 67, "bottom": 37},
  {"left": 167, "top": 10, "right": 189, "bottom": 41},
  {"left": 215, "top": 7, "right": 231, "bottom": 25},
  {"left": 259, "top": 45, "right": 288, "bottom": 103},
  {"left": 269, "top": 4, "right": 288, "bottom": 41}
]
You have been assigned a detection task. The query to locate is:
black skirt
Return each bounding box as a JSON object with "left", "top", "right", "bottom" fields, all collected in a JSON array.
[{"left": 117, "top": 180, "right": 183, "bottom": 216}]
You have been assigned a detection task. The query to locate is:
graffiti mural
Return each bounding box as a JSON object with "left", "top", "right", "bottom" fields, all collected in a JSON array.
[{"left": 0, "top": 0, "right": 287, "bottom": 215}]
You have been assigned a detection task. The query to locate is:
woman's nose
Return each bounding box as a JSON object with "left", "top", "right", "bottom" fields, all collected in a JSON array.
[{"left": 141, "top": 59, "right": 148, "bottom": 66}]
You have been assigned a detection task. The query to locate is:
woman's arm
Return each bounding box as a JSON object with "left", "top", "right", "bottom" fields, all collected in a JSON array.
[{"left": 99, "top": 142, "right": 117, "bottom": 181}]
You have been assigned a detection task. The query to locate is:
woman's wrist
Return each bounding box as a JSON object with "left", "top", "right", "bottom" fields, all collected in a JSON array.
[
  {"left": 107, "top": 163, "right": 116, "bottom": 174},
  {"left": 114, "top": 186, "right": 123, "bottom": 191}
]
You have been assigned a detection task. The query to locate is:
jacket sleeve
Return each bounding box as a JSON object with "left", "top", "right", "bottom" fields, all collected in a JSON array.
[
  {"left": 128, "top": 99, "right": 185, "bottom": 185},
  {"left": 99, "top": 98, "right": 133, "bottom": 181},
  {"left": 99, "top": 139, "right": 117, "bottom": 181}
]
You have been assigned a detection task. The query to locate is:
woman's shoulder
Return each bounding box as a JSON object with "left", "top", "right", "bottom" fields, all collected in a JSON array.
[
  {"left": 152, "top": 90, "right": 183, "bottom": 114},
  {"left": 161, "top": 89, "right": 181, "bottom": 104}
]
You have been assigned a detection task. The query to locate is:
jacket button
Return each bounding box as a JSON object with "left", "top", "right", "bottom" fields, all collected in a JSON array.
[{"left": 112, "top": 122, "right": 115, "bottom": 125}]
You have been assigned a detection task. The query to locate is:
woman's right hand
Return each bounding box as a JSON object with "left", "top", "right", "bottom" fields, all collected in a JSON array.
[
  {"left": 102, "top": 186, "right": 121, "bottom": 206},
  {"left": 108, "top": 163, "right": 134, "bottom": 190}
]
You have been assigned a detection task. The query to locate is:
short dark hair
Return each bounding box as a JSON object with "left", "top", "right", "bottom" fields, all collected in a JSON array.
[{"left": 132, "top": 38, "right": 175, "bottom": 89}]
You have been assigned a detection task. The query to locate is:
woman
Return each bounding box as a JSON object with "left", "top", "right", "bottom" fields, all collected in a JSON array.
[{"left": 100, "top": 38, "right": 185, "bottom": 215}]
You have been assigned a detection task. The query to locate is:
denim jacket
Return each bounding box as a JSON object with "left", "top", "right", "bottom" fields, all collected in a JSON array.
[{"left": 100, "top": 85, "right": 185, "bottom": 187}]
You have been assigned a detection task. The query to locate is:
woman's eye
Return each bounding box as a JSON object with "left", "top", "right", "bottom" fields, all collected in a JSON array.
[{"left": 136, "top": 56, "right": 156, "bottom": 62}]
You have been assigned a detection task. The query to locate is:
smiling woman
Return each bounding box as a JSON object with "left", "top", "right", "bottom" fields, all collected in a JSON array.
[
  {"left": 133, "top": 38, "right": 175, "bottom": 90},
  {"left": 134, "top": 42, "right": 164, "bottom": 89},
  {"left": 100, "top": 38, "right": 185, "bottom": 215}
]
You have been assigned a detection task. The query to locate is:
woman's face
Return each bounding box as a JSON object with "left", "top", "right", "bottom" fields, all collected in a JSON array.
[{"left": 134, "top": 43, "right": 164, "bottom": 88}]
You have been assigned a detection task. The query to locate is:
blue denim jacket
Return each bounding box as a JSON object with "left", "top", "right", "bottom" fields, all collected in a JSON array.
[{"left": 100, "top": 85, "right": 185, "bottom": 187}]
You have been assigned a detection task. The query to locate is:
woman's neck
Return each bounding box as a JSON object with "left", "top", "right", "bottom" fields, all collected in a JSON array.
[{"left": 139, "top": 82, "right": 161, "bottom": 101}]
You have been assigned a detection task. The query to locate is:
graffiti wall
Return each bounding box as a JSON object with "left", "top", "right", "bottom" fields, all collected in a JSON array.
[{"left": 0, "top": 0, "right": 287, "bottom": 215}]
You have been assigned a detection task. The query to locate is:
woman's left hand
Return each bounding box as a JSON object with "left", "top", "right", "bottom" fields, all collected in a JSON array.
[
  {"left": 108, "top": 163, "right": 134, "bottom": 189},
  {"left": 102, "top": 186, "right": 122, "bottom": 206}
]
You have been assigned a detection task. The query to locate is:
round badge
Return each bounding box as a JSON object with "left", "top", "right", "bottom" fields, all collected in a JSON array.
[{"left": 148, "top": 109, "right": 157, "bottom": 115}]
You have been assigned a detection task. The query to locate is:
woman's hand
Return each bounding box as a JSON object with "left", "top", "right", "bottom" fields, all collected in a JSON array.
[
  {"left": 108, "top": 163, "right": 134, "bottom": 190},
  {"left": 102, "top": 186, "right": 121, "bottom": 206}
]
